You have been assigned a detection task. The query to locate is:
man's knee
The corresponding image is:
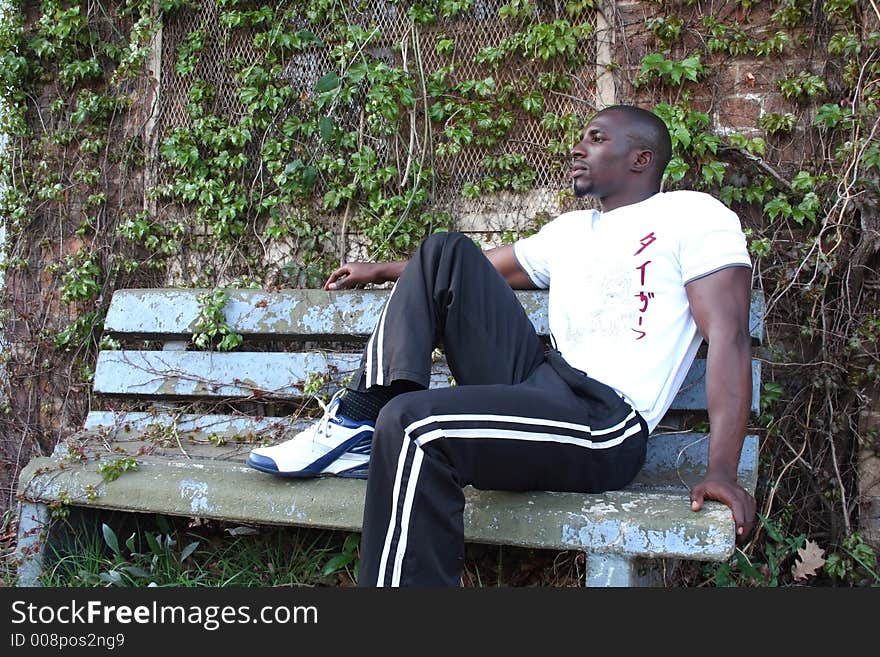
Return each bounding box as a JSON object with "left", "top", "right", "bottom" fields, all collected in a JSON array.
[{"left": 420, "top": 231, "right": 478, "bottom": 257}]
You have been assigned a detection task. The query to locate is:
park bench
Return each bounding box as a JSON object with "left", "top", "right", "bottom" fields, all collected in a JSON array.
[{"left": 16, "top": 287, "right": 764, "bottom": 586}]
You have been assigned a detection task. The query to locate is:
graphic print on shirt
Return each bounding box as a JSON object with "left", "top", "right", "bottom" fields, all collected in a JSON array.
[
  {"left": 555, "top": 235, "right": 642, "bottom": 350},
  {"left": 631, "top": 232, "right": 658, "bottom": 341}
]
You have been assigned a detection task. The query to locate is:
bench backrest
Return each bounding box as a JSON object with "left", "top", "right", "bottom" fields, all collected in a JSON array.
[{"left": 98, "top": 289, "right": 763, "bottom": 402}]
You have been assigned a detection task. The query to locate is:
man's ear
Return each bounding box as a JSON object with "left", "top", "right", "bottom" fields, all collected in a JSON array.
[{"left": 631, "top": 149, "right": 654, "bottom": 173}]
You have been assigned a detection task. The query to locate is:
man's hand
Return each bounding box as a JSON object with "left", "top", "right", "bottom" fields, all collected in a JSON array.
[
  {"left": 690, "top": 472, "right": 756, "bottom": 544},
  {"left": 323, "top": 262, "right": 404, "bottom": 290}
]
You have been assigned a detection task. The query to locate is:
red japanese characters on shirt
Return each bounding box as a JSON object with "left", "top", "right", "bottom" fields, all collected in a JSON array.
[{"left": 632, "top": 232, "right": 656, "bottom": 340}]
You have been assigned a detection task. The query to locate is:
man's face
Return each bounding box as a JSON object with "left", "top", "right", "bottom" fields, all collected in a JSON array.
[{"left": 569, "top": 111, "right": 637, "bottom": 200}]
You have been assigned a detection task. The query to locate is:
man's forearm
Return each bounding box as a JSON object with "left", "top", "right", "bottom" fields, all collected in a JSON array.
[
  {"left": 704, "top": 329, "right": 752, "bottom": 481},
  {"left": 377, "top": 260, "right": 407, "bottom": 283}
]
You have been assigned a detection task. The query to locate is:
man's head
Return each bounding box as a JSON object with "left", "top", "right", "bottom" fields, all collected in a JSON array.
[{"left": 570, "top": 105, "right": 672, "bottom": 211}]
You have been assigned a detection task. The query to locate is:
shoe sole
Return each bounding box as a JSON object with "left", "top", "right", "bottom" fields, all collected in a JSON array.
[
  {"left": 246, "top": 429, "right": 373, "bottom": 478},
  {"left": 246, "top": 455, "right": 369, "bottom": 479}
]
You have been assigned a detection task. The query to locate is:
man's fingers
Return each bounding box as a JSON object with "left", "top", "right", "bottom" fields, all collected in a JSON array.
[
  {"left": 733, "top": 489, "right": 757, "bottom": 537},
  {"left": 692, "top": 482, "right": 757, "bottom": 542},
  {"left": 690, "top": 487, "right": 704, "bottom": 511},
  {"left": 324, "top": 270, "right": 344, "bottom": 290},
  {"left": 325, "top": 269, "right": 352, "bottom": 290},
  {"left": 740, "top": 495, "right": 757, "bottom": 538},
  {"left": 729, "top": 491, "right": 756, "bottom": 541},
  {"left": 736, "top": 509, "right": 754, "bottom": 541},
  {"left": 730, "top": 497, "right": 745, "bottom": 535}
]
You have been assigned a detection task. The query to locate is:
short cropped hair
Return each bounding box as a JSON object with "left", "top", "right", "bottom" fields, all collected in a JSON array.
[{"left": 595, "top": 105, "right": 673, "bottom": 182}]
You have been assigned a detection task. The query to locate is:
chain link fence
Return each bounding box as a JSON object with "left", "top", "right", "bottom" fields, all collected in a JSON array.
[{"left": 153, "top": 0, "right": 600, "bottom": 267}]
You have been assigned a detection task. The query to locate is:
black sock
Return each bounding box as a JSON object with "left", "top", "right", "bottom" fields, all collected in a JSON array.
[{"left": 338, "top": 381, "right": 422, "bottom": 423}]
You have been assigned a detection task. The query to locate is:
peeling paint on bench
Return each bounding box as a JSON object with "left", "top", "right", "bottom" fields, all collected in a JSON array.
[{"left": 105, "top": 288, "right": 764, "bottom": 343}]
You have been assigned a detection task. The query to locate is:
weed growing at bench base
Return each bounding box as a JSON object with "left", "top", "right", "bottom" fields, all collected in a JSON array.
[
  {"left": 25, "top": 512, "right": 585, "bottom": 587},
  {"left": 36, "top": 515, "right": 353, "bottom": 587}
]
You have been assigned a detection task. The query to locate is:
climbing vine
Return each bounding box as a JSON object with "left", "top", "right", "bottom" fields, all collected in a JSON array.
[{"left": 1, "top": 0, "right": 878, "bottom": 585}]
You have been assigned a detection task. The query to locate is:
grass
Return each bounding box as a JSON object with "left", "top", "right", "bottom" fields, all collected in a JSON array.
[
  {"left": 1, "top": 507, "right": 19, "bottom": 587},
  {"left": 34, "top": 514, "right": 358, "bottom": 588},
  {"left": 2, "top": 510, "right": 584, "bottom": 587}
]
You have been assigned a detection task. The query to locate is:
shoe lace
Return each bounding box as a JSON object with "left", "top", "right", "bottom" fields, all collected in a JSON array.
[{"left": 311, "top": 388, "right": 346, "bottom": 447}]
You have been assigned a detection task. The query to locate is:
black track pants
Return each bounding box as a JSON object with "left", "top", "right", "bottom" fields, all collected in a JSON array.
[{"left": 355, "top": 232, "right": 648, "bottom": 587}]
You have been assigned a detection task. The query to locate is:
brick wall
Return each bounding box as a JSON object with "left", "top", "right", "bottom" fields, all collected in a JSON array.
[{"left": 609, "top": 0, "right": 808, "bottom": 154}]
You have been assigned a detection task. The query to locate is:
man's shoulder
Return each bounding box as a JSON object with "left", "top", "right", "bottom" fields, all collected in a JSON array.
[
  {"left": 660, "top": 190, "right": 736, "bottom": 215},
  {"left": 528, "top": 208, "right": 597, "bottom": 235},
  {"left": 552, "top": 208, "right": 598, "bottom": 223}
]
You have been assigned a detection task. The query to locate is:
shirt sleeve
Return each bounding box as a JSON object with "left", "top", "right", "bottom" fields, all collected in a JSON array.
[
  {"left": 678, "top": 194, "right": 752, "bottom": 284},
  {"left": 513, "top": 214, "right": 573, "bottom": 288}
]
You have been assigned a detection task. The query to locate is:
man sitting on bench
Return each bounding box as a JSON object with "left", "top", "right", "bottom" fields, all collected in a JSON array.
[{"left": 247, "top": 104, "right": 757, "bottom": 587}]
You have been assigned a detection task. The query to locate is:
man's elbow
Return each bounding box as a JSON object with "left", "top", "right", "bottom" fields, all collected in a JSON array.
[
  {"left": 705, "top": 322, "right": 751, "bottom": 357},
  {"left": 730, "top": 324, "right": 752, "bottom": 350}
]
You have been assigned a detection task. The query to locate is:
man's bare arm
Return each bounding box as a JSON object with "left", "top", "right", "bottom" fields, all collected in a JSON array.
[
  {"left": 685, "top": 265, "right": 756, "bottom": 543},
  {"left": 323, "top": 244, "right": 536, "bottom": 290},
  {"left": 484, "top": 245, "right": 537, "bottom": 289}
]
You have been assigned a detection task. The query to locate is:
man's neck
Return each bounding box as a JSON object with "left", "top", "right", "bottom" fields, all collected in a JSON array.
[{"left": 599, "top": 188, "right": 661, "bottom": 213}]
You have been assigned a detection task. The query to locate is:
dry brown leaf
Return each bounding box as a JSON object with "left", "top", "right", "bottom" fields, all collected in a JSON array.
[{"left": 791, "top": 539, "right": 826, "bottom": 581}]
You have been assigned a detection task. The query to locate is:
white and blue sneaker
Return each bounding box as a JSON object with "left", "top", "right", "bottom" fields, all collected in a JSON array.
[{"left": 247, "top": 392, "right": 374, "bottom": 479}]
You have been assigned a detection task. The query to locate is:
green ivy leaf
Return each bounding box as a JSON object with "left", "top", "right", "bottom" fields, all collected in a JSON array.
[
  {"left": 797, "top": 192, "right": 820, "bottom": 224},
  {"left": 640, "top": 52, "right": 666, "bottom": 73},
  {"left": 664, "top": 156, "right": 689, "bottom": 183},
  {"left": 764, "top": 194, "right": 791, "bottom": 221},
  {"left": 748, "top": 137, "right": 766, "bottom": 156},
  {"left": 348, "top": 61, "right": 369, "bottom": 85},
  {"left": 302, "top": 165, "right": 317, "bottom": 190},
  {"left": 701, "top": 160, "right": 726, "bottom": 187},
  {"left": 673, "top": 125, "right": 691, "bottom": 149},
  {"left": 319, "top": 116, "right": 334, "bottom": 142},
  {"left": 680, "top": 54, "right": 703, "bottom": 81},
  {"left": 791, "top": 171, "right": 815, "bottom": 194},
  {"left": 295, "top": 29, "right": 321, "bottom": 46},
  {"left": 315, "top": 72, "right": 340, "bottom": 93},
  {"left": 814, "top": 103, "right": 844, "bottom": 129}
]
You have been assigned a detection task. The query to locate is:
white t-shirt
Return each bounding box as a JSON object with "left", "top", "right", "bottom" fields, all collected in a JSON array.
[{"left": 513, "top": 190, "right": 751, "bottom": 432}]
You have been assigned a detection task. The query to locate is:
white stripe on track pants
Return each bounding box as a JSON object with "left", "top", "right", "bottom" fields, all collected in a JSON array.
[{"left": 354, "top": 232, "right": 648, "bottom": 587}]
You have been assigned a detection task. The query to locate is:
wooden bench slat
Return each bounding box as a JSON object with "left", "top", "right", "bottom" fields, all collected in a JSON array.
[
  {"left": 104, "top": 289, "right": 550, "bottom": 338},
  {"left": 93, "top": 350, "right": 446, "bottom": 398},
  {"left": 93, "top": 351, "right": 762, "bottom": 414},
  {"left": 83, "top": 410, "right": 297, "bottom": 439},
  {"left": 104, "top": 288, "right": 765, "bottom": 344},
  {"left": 81, "top": 411, "right": 758, "bottom": 495},
  {"left": 18, "top": 455, "right": 737, "bottom": 559}
]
